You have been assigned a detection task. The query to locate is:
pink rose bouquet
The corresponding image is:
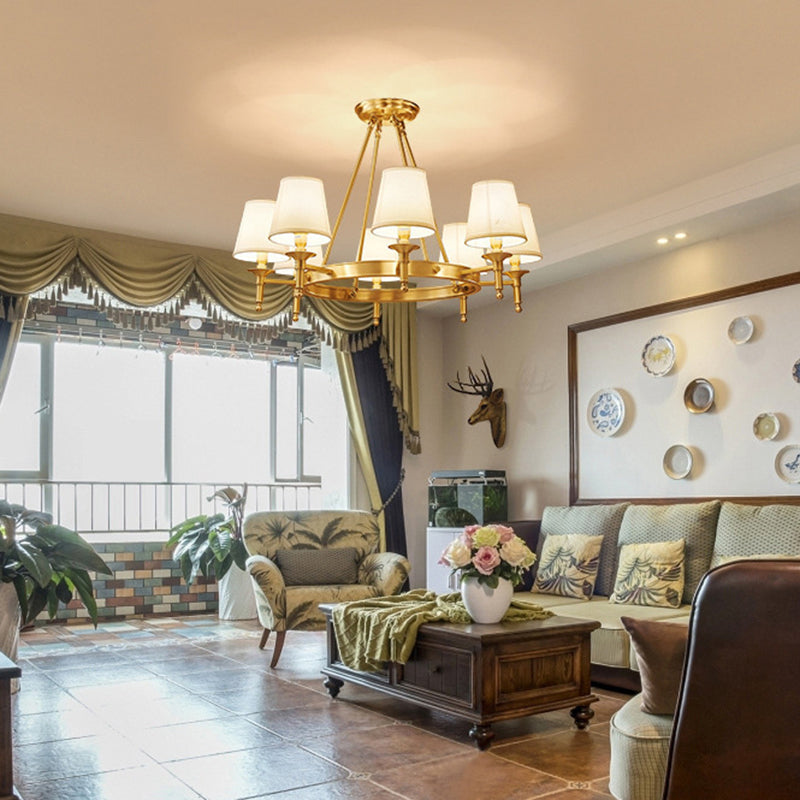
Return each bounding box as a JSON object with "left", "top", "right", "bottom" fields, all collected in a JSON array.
[{"left": 438, "top": 523, "right": 537, "bottom": 588}]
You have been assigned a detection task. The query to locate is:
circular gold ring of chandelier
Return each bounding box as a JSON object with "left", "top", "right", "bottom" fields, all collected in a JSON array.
[
  {"left": 302, "top": 259, "right": 481, "bottom": 303},
  {"left": 354, "top": 98, "right": 420, "bottom": 124}
]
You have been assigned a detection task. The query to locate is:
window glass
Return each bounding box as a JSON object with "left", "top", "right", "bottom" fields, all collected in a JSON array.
[
  {"left": 305, "top": 346, "right": 349, "bottom": 506},
  {"left": 171, "top": 352, "right": 270, "bottom": 483},
  {"left": 275, "top": 362, "right": 298, "bottom": 480},
  {"left": 52, "top": 342, "right": 165, "bottom": 481},
  {"left": 0, "top": 341, "right": 41, "bottom": 472}
]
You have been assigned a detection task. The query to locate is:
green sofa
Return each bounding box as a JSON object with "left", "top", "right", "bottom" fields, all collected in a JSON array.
[
  {"left": 526, "top": 500, "right": 800, "bottom": 689},
  {"left": 523, "top": 500, "right": 800, "bottom": 800}
]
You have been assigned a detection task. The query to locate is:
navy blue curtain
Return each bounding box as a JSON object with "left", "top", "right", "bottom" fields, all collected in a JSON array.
[{"left": 351, "top": 341, "right": 407, "bottom": 557}]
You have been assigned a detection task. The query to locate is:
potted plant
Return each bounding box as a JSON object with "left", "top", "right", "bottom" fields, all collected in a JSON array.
[
  {"left": 0, "top": 500, "right": 113, "bottom": 681},
  {"left": 167, "top": 484, "right": 256, "bottom": 620}
]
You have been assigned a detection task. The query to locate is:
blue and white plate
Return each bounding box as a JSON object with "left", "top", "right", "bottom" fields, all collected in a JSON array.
[
  {"left": 587, "top": 389, "right": 625, "bottom": 437},
  {"left": 641, "top": 335, "right": 676, "bottom": 376},
  {"left": 775, "top": 445, "right": 800, "bottom": 484},
  {"left": 792, "top": 358, "right": 800, "bottom": 383}
]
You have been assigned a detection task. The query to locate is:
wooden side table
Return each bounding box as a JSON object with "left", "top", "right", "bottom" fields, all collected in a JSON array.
[{"left": 320, "top": 604, "right": 600, "bottom": 749}]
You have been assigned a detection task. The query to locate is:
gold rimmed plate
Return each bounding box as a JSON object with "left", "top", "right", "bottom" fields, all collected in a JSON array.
[
  {"left": 684, "top": 378, "right": 715, "bottom": 413},
  {"left": 663, "top": 444, "right": 693, "bottom": 480}
]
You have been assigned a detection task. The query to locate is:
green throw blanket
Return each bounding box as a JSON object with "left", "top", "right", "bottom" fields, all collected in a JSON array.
[{"left": 331, "top": 589, "right": 553, "bottom": 672}]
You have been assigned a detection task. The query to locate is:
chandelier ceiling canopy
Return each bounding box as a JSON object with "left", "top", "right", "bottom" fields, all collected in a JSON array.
[{"left": 233, "top": 98, "right": 541, "bottom": 325}]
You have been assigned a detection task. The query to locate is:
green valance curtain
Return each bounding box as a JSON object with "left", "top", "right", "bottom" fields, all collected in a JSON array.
[{"left": 0, "top": 212, "right": 420, "bottom": 452}]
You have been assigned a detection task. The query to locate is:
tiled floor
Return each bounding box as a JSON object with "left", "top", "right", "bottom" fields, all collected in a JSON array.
[{"left": 12, "top": 616, "right": 628, "bottom": 800}]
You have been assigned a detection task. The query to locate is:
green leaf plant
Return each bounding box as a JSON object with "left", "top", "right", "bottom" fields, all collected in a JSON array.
[
  {"left": 0, "top": 500, "right": 113, "bottom": 627},
  {"left": 167, "top": 485, "right": 249, "bottom": 585}
]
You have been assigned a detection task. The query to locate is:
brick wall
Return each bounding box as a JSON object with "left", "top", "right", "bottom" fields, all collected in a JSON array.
[{"left": 57, "top": 540, "right": 218, "bottom": 621}]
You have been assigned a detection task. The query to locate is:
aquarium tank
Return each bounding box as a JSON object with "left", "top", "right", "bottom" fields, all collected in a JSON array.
[{"left": 428, "top": 470, "right": 508, "bottom": 527}]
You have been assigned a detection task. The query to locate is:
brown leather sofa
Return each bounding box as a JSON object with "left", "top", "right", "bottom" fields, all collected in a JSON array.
[
  {"left": 662, "top": 559, "right": 800, "bottom": 799},
  {"left": 609, "top": 559, "right": 800, "bottom": 800}
]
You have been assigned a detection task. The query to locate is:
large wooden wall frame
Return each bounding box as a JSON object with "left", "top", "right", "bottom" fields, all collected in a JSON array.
[{"left": 568, "top": 271, "right": 800, "bottom": 506}]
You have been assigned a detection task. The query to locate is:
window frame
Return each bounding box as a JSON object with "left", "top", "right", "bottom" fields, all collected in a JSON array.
[{"left": 0, "top": 332, "right": 323, "bottom": 486}]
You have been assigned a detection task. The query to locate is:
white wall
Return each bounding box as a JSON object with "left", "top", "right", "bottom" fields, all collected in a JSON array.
[{"left": 401, "top": 209, "right": 800, "bottom": 587}]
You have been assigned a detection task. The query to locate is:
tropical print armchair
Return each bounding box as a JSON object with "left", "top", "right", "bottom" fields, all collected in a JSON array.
[{"left": 243, "top": 510, "right": 410, "bottom": 667}]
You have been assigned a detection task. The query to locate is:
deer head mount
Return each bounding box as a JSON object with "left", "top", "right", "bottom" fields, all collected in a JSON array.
[{"left": 447, "top": 357, "right": 506, "bottom": 448}]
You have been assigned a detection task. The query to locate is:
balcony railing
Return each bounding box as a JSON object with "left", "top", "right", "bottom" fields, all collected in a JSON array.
[{"left": 0, "top": 480, "right": 322, "bottom": 533}]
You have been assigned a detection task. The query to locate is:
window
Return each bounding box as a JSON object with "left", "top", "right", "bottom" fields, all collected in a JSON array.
[
  {"left": 0, "top": 339, "right": 43, "bottom": 475},
  {"left": 0, "top": 330, "right": 349, "bottom": 527}
]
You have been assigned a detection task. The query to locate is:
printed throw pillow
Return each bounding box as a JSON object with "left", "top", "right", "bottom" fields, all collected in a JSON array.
[
  {"left": 621, "top": 616, "right": 688, "bottom": 715},
  {"left": 275, "top": 547, "right": 360, "bottom": 586},
  {"left": 533, "top": 533, "right": 604, "bottom": 599},
  {"left": 610, "top": 540, "right": 685, "bottom": 608}
]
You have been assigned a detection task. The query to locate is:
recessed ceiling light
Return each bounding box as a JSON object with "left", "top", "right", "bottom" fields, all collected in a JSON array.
[
  {"left": 674, "top": 231, "right": 687, "bottom": 240},
  {"left": 657, "top": 237, "right": 669, "bottom": 245}
]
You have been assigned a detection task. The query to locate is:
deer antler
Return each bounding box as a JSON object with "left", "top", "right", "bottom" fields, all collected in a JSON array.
[{"left": 447, "top": 355, "right": 494, "bottom": 397}]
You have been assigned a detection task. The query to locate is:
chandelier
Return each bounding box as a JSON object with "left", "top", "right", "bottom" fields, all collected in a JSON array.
[{"left": 233, "top": 98, "right": 541, "bottom": 325}]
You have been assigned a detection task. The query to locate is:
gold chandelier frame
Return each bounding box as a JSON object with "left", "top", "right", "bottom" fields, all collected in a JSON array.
[{"left": 246, "top": 98, "right": 531, "bottom": 325}]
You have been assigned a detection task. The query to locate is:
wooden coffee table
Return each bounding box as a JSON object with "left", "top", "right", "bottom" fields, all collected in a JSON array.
[{"left": 320, "top": 604, "right": 600, "bottom": 749}]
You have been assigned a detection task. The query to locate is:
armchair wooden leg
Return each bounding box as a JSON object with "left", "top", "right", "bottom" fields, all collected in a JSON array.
[
  {"left": 259, "top": 628, "right": 270, "bottom": 650},
  {"left": 270, "top": 631, "right": 286, "bottom": 668}
]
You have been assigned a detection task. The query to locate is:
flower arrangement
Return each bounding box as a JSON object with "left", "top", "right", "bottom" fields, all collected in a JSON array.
[{"left": 439, "top": 523, "right": 537, "bottom": 588}]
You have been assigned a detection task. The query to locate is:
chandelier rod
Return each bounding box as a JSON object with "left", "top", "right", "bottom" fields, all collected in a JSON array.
[
  {"left": 324, "top": 118, "right": 376, "bottom": 265},
  {"left": 357, "top": 119, "right": 383, "bottom": 263}
]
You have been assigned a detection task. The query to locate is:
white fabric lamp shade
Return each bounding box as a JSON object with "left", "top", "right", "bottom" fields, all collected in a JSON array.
[
  {"left": 269, "top": 176, "right": 332, "bottom": 247},
  {"left": 371, "top": 167, "right": 436, "bottom": 239},
  {"left": 505, "top": 203, "right": 542, "bottom": 262},
  {"left": 440, "top": 222, "right": 486, "bottom": 269},
  {"left": 465, "top": 180, "right": 525, "bottom": 248},
  {"left": 232, "top": 199, "right": 290, "bottom": 264}
]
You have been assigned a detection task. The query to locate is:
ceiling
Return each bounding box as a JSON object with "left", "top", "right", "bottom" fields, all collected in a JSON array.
[{"left": 3, "top": 1, "right": 800, "bottom": 315}]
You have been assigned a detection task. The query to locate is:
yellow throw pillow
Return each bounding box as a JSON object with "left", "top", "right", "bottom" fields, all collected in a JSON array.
[
  {"left": 610, "top": 540, "right": 685, "bottom": 608},
  {"left": 533, "top": 533, "right": 604, "bottom": 599}
]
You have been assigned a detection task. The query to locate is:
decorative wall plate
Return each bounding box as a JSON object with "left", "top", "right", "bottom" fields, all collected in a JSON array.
[
  {"left": 663, "top": 444, "right": 693, "bottom": 480},
  {"left": 753, "top": 412, "right": 780, "bottom": 441},
  {"left": 587, "top": 389, "right": 625, "bottom": 437},
  {"left": 793, "top": 358, "right": 800, "bottom": 383},
  {"left": 728, "top": 315, "right": 754, "bottom": 344},
  {"left": 775, "top": 445, "right": 800, "bottom": 484},
  {"left": 683, "top": 378, "right": 715, "bottom": 413},
  {"left": 641, "top": 335, "right": 676, "bottom": 376}
]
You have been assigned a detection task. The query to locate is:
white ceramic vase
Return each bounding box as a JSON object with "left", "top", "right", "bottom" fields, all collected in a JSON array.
[
  {"left": 217, "top": 563, "right": 257, "bottom": 620},
  {"left": 0, "top": 582, "right": 21, "bottom": 693},
  {"left": 460, "top": 575, "right": 513, "bottom": 623}
]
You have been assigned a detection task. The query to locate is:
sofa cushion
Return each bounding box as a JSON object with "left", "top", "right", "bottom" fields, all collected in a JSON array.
[
  {"left": 711, "top": 502, "right": 800, "bottom": 567},
  {"left": 617, "top": 501, "right": 719, "bottom": 603},
  {"left": 610, "top": 540, "right": 685, "bottom": 608},
  {"left": 543, "top": 596, "right": 690, "bottom": 669},
  {"left": 622, "top": 617, "right": 688, "bottom": 715},
  {"left": 539, "top": 503, "right": 628, "bottom": 596},
  {"left": 275, "top": 547, "right": 360, "bottom": 586},
  {"left": 534, "top": 533, "right": 603, "bottom": 599},
  {"left": 526, "top": 592, "right": 587, "bottom": 609}
]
